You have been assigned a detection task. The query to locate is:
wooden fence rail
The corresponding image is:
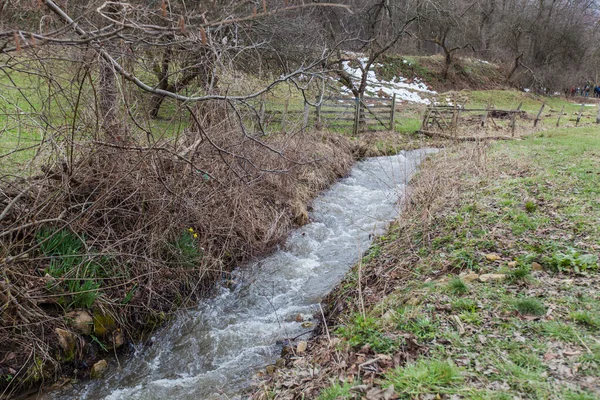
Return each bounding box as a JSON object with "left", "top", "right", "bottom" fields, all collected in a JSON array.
[
  {"left": 420, "top": 101, "right": 600, "bottom": 140},
  {"left": 252, "top": 94, "right": 397, "bottom": 135}
]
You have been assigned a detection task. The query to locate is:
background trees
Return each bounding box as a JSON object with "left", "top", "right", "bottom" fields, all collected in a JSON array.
[{"left": 3, "top": 0, "right": 600, "bottom": 101}]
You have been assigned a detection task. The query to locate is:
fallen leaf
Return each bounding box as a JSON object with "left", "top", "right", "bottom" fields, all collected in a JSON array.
[
  {"left": 296, "top": 341, "right": 307, "bottom": 354},
  {"left": 486, "top": 254, "right": 501, "bottom": 261}
]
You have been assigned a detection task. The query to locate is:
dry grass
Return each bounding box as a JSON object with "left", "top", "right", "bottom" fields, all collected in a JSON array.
[{"left": 0, "top": 109, "right": 354, "bottom": 396}]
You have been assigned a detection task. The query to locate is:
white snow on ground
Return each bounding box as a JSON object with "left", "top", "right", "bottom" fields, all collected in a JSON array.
[{"left": 341, "top": 57, "right": 436, "bottom": 105}]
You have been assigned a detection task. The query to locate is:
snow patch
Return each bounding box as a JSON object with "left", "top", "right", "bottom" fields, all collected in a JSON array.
[{"left": 340, "top": 57, "right": 436, "bottom": 105}]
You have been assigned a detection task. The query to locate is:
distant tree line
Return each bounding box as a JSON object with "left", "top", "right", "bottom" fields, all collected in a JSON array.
[
  {"left": 1, "top": 0, "right": 599, "bottom": 124},
  {"left": 318, "top": 0, "right": 600, "bottom": 91}
]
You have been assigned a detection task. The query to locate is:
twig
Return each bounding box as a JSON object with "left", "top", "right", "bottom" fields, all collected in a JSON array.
[{"left": 319, "top": 303, "right": 331, "bottom": 344}]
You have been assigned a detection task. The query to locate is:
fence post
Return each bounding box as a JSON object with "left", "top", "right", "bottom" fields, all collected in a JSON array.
[
  {"left": 576, "top": 103, "right": 585, "bottom": 127},
  {"left": 281, "top": 98, "right": 289, "bottom": 133},
  {"left": 302, "top": 100, "right": 309, "bottom": 132},
  {"left": 596, "top": 104, "right": 600, "bottom": 124},
  {"left": 533, "top": 102, "right": 545, "bottom": 127},
  {"left": 451, "top": 103, "right": 458, "bottom": 139},
  {"left": 315, "top": 95, "right": 322, "bottom": 130},
  {"left": 352, "top": 96, "right": 360, "bottom": 136},
  {"left": 420, "top": 107, "right": 431, "bottom": 132},
  {"left": 259, "top": 95, "right": 266, "bottom": 126},
  {"left": 481, "top": 101, "right": 490, "bottom": 128},
  {"left": 556, "top": 105, "right": 565, "bottom": 127},
  {"left": 511, "top": 102, "right": 523, "bottom": 137},
  {"left": 390, "top": 94, "right": 397, "bottom": 131},
  {"left": 457, "top": 100, "right": 467, "bottom": 121}
]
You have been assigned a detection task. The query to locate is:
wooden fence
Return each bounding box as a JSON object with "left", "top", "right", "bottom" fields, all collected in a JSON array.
[
  {"left": 420, "top": 101, "right": 600, "bottom": 140},
  {"left": 317, "top": 95, "right": 397, "bottom": 134},
  {"left": 245, "top": 94, "right": 397, "bottom": 135},
  {"left": 420, "top": 104, "right": 525, "bottom": 139}
]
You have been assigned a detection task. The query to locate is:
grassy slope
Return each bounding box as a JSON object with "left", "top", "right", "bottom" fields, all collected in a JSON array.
[{"left": 256, "top": 126, "right": 600, "bottom": 399}]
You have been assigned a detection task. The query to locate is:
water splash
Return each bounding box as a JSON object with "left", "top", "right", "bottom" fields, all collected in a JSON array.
[{"left": 51, "top": 149, "right": 436, "bottom": 400}]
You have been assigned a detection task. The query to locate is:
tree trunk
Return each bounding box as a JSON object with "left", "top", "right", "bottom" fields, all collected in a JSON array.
[
  {"left": 149, "top": 48, "right": 172, "bottom": 119},
  {"left": 443, "top": 51, "right": 452, "bottom": 80},
  {"left": 98, "top": 2, "right": 122, "bottom": 141},
  {"left": 506, "top": 54, "right": 522, "bottom": 82}
]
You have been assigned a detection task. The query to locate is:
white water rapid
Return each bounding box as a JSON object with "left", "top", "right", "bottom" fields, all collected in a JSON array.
[{"left": 50, "top": 149, "right": 436, "bottom": 400}]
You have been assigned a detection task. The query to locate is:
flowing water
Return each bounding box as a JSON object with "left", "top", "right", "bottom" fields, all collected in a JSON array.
[{"left": 51, "top": 149, "right": 436, "bottom": 400}]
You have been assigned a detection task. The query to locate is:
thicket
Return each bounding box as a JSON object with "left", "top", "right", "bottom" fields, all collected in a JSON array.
[{"left": 0, "top": 65, "right": 354, "bottom": 396}]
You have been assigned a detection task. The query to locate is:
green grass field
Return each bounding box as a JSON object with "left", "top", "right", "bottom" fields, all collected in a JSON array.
[
  {"left": 330, "top": 126, "right": 600, "bottom": 398},
  {"left": 259, "top": 125, "right": 600, "bottom": 399}
]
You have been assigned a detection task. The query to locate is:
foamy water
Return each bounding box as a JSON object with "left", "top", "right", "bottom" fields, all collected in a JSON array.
[{"left": 49, "top": 149, "right": 436, "bottom": 400}]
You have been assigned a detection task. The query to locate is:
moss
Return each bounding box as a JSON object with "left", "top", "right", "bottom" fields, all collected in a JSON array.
[{"left": 93, "top": 311, "right": 117, "bottom": 337}]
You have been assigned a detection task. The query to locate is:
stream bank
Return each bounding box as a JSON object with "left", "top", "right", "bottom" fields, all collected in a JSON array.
[
  {"left": 39, "top": 148, "right": 437, "bottom": 399},
  {"left": 254, "top": 129, "right": 600, "bottom": 400},
  {"left": 3, "top": 127, "right": 437, "bottom": 399}
]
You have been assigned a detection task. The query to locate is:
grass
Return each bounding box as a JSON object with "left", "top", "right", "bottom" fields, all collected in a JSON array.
[
  {"left": 336, "top": 315, "right": 399, "bottom": 354},
  {"left": 259, "top": 125, "right": 600, "bottom": 399},
  {"left": 507, "top": 264, "right": 532, "bottom": 283},
  {"left": 513, "top": 297, "right": 547, "bottom": 316},
  {"left": 317, "top": 381, "right": 358, "bottom": 400},
  {"left": 394, "top": 307, "right": 439, "bottom": 341},
  {"left": 447, "top": 278, "right": 469, "bottom": 295},
  {"left": 570, "top": 311, "right": 600, "bottom": 329},
  {"left": 383, "top": 359, "right": 464, "bottom": 397}
]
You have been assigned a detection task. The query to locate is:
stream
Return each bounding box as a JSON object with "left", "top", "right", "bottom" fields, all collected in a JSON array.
[{"left": 50, "top": 149, "right": 436, "bottom": 400}]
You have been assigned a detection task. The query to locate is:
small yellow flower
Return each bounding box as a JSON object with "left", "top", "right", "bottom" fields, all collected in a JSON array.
[
  {"left": 193, "top": 233, "right": 198, "bottom": 239},
  {"left": 188, "top": 228, "right": 194, "bottom": 233}
]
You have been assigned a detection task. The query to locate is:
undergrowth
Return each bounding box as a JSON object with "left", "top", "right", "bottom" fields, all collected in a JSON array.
[{"left": 0, "top": 123, "right": 354, "bottom": 395}]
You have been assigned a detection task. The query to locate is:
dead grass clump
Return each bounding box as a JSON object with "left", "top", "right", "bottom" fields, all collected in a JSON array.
[
  {"left": 0, "top": 122, "right": 353, "bottom": 395},
  {"left": 320, "top": 142, "right": 493, "bottom": 322}
]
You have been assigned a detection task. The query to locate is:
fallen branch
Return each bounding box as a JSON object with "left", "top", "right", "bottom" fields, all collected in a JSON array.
[{"left": 419, "top": 130, "right": 517, "bottom": 141}]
